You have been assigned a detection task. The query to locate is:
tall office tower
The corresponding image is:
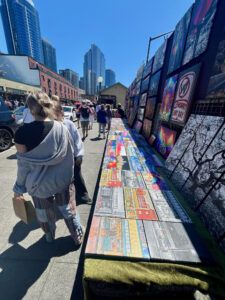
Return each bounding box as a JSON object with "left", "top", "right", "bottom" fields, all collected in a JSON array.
[
  {"left": 42, "top": 37, "right": 57, "bottom": 73},
  {"left": 1, "top": 0, "right": 44, "bottom": 63},
  {"left": 79, "top": 77, "right": 84, "bottom": 90},
  {"left": 59, "top": 69, "right": 79, "bottom": 88},
  {"left": 83, "top": 44, "right": 105, "bottom": 95},
  {"left": 105, "top": 69, "right": 116, "bottom": 88}
]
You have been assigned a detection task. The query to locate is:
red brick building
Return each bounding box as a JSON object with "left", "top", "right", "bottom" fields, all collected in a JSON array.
[{"left": 28, "top": 57, "right": 78, "bottom": 102}]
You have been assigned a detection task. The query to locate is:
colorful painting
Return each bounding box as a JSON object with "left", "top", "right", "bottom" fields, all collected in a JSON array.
[
  {"left": 142, "top": 119, "right": 152, "bottom": 139},
  {"left": 141, "top": 75, "right": 150, "bottom": 93},
  {"left": 171, "top": 64, "right": 201, "bottom": 125},
  {"left": 156, "top": 126, "right": 177, "bottom": 158},
  {"left": 160, "top": 75, "right": 179, "bottom": 121},
  {"left": 124, "top": 188, "right": 158, "bottom": 220},
  {"left": 152, "top": 40, "right": 168, "bottom": 74},
  {"left": 168, "top": 6, "right": 193, "bottom": 74},
  {"left": 139, "top": 93, "right": 147, "bottom": 106},
  {"left": 142, "top": 57, "right": 153, "bottom": 79},
  {"left": 103, "top": 155, "right": 130, "bottom": 170},
  {"left": 206, "top": 38, "right": 225, "bottom": 99},
  {"left": 100, "top": 169, "right": 122, "bottom": 187},
  {"left": 122, "top": 171, "right": 146, "bottom": 189},
  {"left": 152, "top": 104, "right": 161, "bottom": 136},
  {"left": 142, "top": 171, "right": 170, "bottom": 191},
  {"left": 148, "top": 71, "right": 161, "bottom": 96},
  {"left": 94, "top": 187, "right": 125, "bottom": 218},
  {"left": 134, "top": 96, "right": 139, "bottom": 106},
  {"left": 85, "top": 216, "right": 150, "bottom": 260},
  {"left": 183, "top": 0, "right": 218, "bottom": 65},
  {"left": 128, "top": 156, "right": 144, "bottom": 172},
  {"left": 116, "top": 141, "right": 126, "bottom": 156},
  {"left": 145, "top": 97, "right": 156, "bottom": 120},
  {"left": 134, "top": 120, "right": 143, "bottom": 133},
  {"left": 149, "top": 134, "right": 156, "bottom": 145},
  {"left": 137, "top": 108, "right": 145, "bottom": 121}
]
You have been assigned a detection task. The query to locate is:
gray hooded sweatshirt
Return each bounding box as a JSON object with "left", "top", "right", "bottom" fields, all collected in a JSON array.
[{"left": 13, "top": 121, "right": 74, "bottom": 198}]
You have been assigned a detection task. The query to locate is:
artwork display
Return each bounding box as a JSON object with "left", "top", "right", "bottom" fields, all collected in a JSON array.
[
  {"left": 122, "top": 171, "right": 146, "bottom": 189},
  {"left": 142, "top": 58, "right": 153, "bottom": 79},
  {"left": 149, "top": 190, "right": 192, "bottom": 223},
  {"left": 168, "top": 6, "right": 193, "bottom": 74},
  {"left": 171, "top": 64, "right": 201, "bottom": 125},
  {"left": 143, "top": 221, "right": 213, "bottom": 263},
  {"left": 152, "top": 104, "right": 162, "bottom": 136},
  {"left": 152, "top": 40, "right": 168, "bottom": 74},
  {"left": 137, "top": 108, "right": 145, "bottom": 121},
  {"left": 206, "top": 38, "right": 225, "bottom": 99},
  {"left": 160, "top": 75, "right": 179, "bottom": 122},
  {"left": 183, "top": 0, "right": 218, "bottom": 65},
  {"left": 141, "top": 76, "right": 150, "bottom": 93},
  {"left": 124, "top": 188, "right": 158, "bottom": 220},
  {"left": 103, "top": 155, "right": 130, "bottom": 170},
  {"left": 116, "top": 142, "right": 126, "bottom": 156},
  {"left": 85, "top": 216, "right": 150, "bottom": 260},
  {"left": 128, "top": 156, "right": 144, "bottom": 172},
  {"left": 156, "top": 126, "right": 177, "bottom": 159},
  {"left": 148, "top": 71, "right": 161, "bottom": 97},
  {"left": 94, "top": 187, "right": 125, "bottom": 218},
  {"left": 127, "top": 107, "right": 138, "bottom": 127},
  {"left": 142, "top": 171, "right": 170, "bottom": 191},
  {"left": 136, "top": 63, "right": 145, "bottom": 82},
  {"left": 149, "top": 134, "right": 156, "bottom": 145},
  {"left": 100, "top": 169, "right": 122, "bottom": 187},
  {"left": 134, "top": 120, "right": 143, "bottom": 133},
  {"left": 145, "top": 97, "right": 156, "bottom": 120},
  {"left": 135, "top": 80, "right": 141, "bottom": 96},
  {"left": 125, "top": 144, "right": 137, "bottom": 157},
  {"left": 142, "top": 119, "right": 152, "bottom": 139},
  {"left": 139, "top": 93, "right": 147, "bottom": 106}
]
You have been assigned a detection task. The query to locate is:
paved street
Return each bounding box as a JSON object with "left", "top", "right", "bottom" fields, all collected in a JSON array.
[{"left": 0, "top": 121, "right": 106, "bottom": 300}]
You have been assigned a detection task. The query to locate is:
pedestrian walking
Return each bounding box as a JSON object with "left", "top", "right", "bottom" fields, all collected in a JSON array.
[
  {"left": 54, "top": 103, "right": 92, "bottom": 204},
  {"left": 89, "top": 104, "right": 95, "bottom": 130},
  {"left": 97, "top": 104, "right": 107, "bottom": 139},
  {"left": 106, "top": 104, "right": 112, "bottom": 131},
  {"left": 78, "top": 100, "right": 92, "bottom": 140},
  {"left": 116, "top": 103, "right": 125, "bottom": 118},
  {"left": 13, "top": 92, "right": 85, "bottom": 245}
]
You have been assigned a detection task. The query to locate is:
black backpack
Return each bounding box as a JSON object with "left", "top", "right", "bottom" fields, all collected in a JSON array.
[{"left": 81, "top": 107, "right": 90, "bottom": 119}]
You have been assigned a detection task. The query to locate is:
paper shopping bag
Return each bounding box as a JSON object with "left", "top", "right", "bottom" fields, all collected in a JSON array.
[{"left": 12, "top": 197, "right": 36, "bottom": 224}]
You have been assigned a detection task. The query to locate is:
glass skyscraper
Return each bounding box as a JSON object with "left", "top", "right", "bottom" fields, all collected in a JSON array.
[
  {"left": 105, "top": 69, "right": 116, "bottom": 88},
  {"left": 42, "top": 37, "right": 57, "bottom": 73},
  {"left": 59, "top": 69, "right": 79, "bottom": 88},
  {"left": 83, "top": 44, "right": 105, "bottom": 95},
  {"left": 1, "top": 0, "right": 44, "bottom": 63}
]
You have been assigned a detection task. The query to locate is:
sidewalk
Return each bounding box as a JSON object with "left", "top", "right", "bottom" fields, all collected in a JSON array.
[{"left": 0, "top": 121, "right": 106, "bottom": 300}]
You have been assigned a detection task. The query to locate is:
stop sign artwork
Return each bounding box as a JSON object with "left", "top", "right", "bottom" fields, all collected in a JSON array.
[{"left": 171, "top": 64, "right": 200, "bottom": 125}]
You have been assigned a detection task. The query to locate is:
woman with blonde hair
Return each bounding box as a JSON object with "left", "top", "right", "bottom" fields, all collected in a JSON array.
[{"left": 13, "top": 92, "right": 85, "bottom": 245}]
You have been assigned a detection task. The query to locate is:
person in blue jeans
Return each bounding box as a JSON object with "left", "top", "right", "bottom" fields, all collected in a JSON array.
[{"left": 97, "top": 104, "right": 107, "bottom": 139}]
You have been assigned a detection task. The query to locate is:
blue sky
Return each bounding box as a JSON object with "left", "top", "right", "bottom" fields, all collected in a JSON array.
[{"left": 0, "top": 0, "right": 194, "bottom": 87}]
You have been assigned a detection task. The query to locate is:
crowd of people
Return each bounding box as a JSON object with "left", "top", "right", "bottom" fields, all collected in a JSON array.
[
  {"left": 12, "top": 91, "right": 124, "bottom": 247},
  {"left": 4, "top": 98, "right": 24, "bottom": 110}
]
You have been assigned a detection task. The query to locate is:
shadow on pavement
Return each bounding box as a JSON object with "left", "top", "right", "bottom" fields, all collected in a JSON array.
[
  {"left": 7, "top": 154, "right": 17, "bottom": 160},
  {"left": 0, "top": 221, "right": 80, "bottom": 300},
  {"left": 90, "top": 137, "right": 102, "bottom": 141}
]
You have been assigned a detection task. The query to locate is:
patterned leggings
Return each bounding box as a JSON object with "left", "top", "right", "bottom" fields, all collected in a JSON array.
[{"left": 32, "top": 184, "right": 83, "bottom": 244}]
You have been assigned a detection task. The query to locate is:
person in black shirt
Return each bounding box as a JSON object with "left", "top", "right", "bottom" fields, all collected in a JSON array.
[{"left": 117, "top": 103, "right": 125, "bottom": 118}]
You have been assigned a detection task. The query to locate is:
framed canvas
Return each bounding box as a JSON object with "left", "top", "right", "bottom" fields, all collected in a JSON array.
[
  {"left": 137, "top": 108, "right": 145, "bottom": 121},
  {"left": 134, "top": 120, "right": 143, "bottom": 134},
  {"left": 183, "top": 0, "right": 218, "bottom": 65},
  {"left": 145, "top": 97, "right": 156, "bottom": 119},
  {"left": 141, "top": 75, "right": 150, "bottom": 93},
  {"left": 160, "top": 75, "right": 179, "bottom": 122},
  {"left": 152, "top": 40, "right": 168, "bottom": 74},
  {"left": 142, "top": 57, "right": 154, "bottom": 79},
  {"left": 142, "top": 118, "right": 152, "bottom": 139},
  {"left": 148, "top": 134, "right": 156, "bottom": 145},
  {"left": 171, "top": 64, "right": 201, "bottom": 125},
  {"left": 139, "top": 93, "right": 147, "bottom": 106},
  {"left": 148, "top": 71, "right": 161, "bottom": 96},
  {"left": 156, "top": 126, "right": 177, "bottom": 158}
]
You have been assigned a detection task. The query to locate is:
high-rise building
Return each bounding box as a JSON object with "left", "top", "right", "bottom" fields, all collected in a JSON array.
[
  {"left": 1, "top": 0, "right": 44, "bottom": 63},
  {"left": 79, "top": 76, "right": 84, "bottom": 90},
  {"left": 59, "top": 69, "right": 79, "bottom": 89},
  {"left": 42, "top": 37, "right": 57, "bottom": 73},
  {"left": 105, "top": 69, "right": 116, "bottom": 88},
  {"left": 83, "top": 44, "right": 105, "bottom": 95}
]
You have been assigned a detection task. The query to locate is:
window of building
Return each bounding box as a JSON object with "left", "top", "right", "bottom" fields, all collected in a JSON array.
[
  {"left": 41, "top": 75, "right": 45, "bottom": 81},
  {"left": 48, "top": 79, "right": 51, "bottom": 88}
]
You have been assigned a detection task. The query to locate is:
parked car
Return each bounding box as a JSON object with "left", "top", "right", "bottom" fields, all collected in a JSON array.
[
  {"left": 0, "top": 97, "right": 20, "bottom": 151},
  {"left": 13, "top": 106, "right": 25, "bottom": 125},
  {"left": 62, "top": 106, "right": 76, "bottom": 121}
]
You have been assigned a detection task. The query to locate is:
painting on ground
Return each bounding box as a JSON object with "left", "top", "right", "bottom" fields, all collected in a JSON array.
[
  {"left": 152, "top": 40, "right": 168, "bottom": 74},
  {"left": 149, "top": 71, "right": 161, "bottom": 97},
  {"left": 145, "top": 97, "right": 156, "bottom": 120},
  {"left": 142, "top": 58, "right": 154, "bottom": 79},
  {"left": 156, "top": 126, "right": 177, "bottom": 158},
  {"left": 143, "top": 119, "right": 152, "bottom": 139},
  {"left": 168, "top": 6, "right": 193, "bottom": 74},
  {"left": 141, "top": 76, "right": 150, "bottom": 93},
  {"left": 206, "top": 37, "right": 225, "bottom": 99},
  {"left": 160, "top": 75, "right": 179, "bottom": 122},
  {"left": 183, "top": 0, "right": 218, "bottom": 65},
  {"left": 139, "top": 93, "right": 147, "bottom": 106},
  {"left": 171, "top": 64, "right": 201, "bottom": 125}
]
